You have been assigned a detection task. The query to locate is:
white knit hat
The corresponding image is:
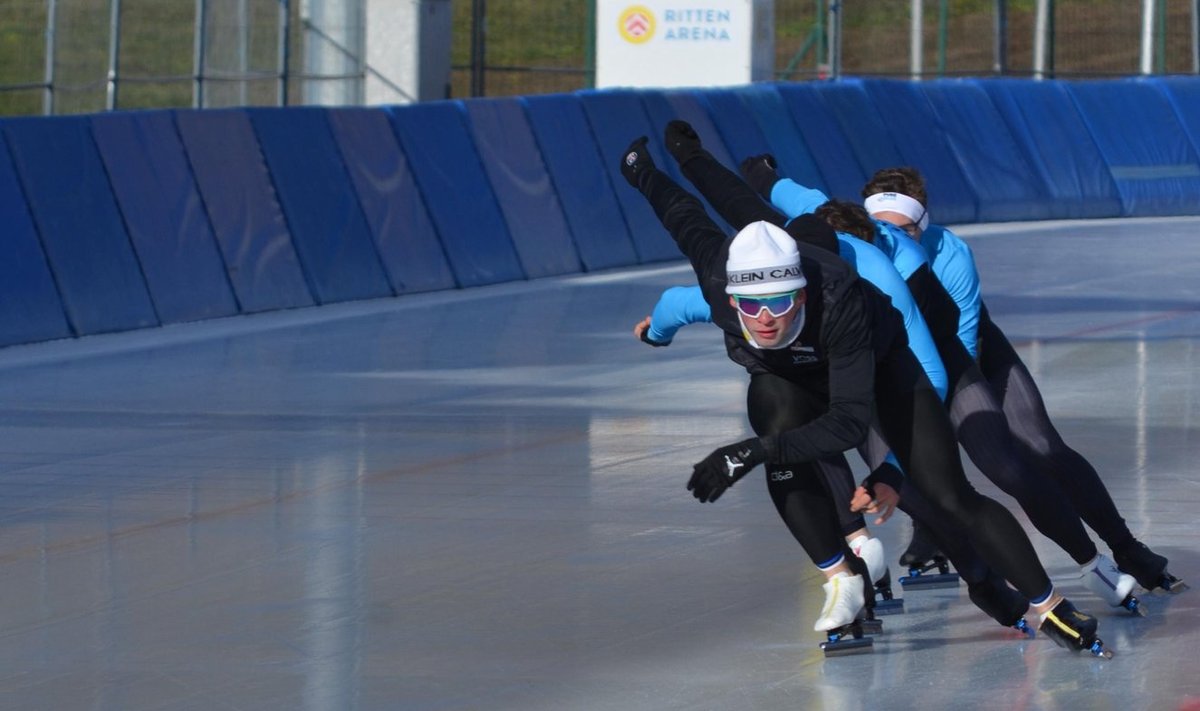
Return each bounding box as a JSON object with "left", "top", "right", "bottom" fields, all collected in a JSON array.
[{"left": 725, "top": 221, "right": 807, "bottom": 295}]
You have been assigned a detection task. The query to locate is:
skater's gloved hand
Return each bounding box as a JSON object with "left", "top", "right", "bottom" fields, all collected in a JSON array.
[
  {"left": 633, "top": 316, "right": 670, "bottom": 347},
  {"left": 620, "top": 136, "right": 655, "bottom": 188},
  {"left": 664, "top": 120, "right": 704, "bottom": 165},
  {"left": 688, "top": 437, "right": 766, "bottom": 503},
  {"left": 739, "top": 154, "right": 781, "bottom": 200},
  {"left": 851, "top": 482, "right": 899, "bottom": 525}
]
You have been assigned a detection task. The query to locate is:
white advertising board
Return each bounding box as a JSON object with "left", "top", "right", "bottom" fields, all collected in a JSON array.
[{"left": 595, "top": 0, "right": 774, "bottom": 89}]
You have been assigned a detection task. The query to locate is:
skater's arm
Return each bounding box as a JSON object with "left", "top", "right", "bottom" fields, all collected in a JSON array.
[{"left": 636, "top": 285, "right": 713, "bottom": 346}]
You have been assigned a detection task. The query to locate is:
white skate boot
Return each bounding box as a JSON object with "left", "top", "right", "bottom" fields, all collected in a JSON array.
[
  {"left": 813, "top": 572, "right": 865, "bottom": 631},
  {"left": 848, "top": 534, "right": 886, "bottom": 584},
  {"left": 1081, "top": 553, "right": 1144, "bottom": 615}
]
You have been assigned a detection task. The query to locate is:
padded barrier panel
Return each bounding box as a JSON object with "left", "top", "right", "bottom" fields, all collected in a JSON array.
[
  {"left": 1066, "top": 79, "right": 1200, "bottom": 217},
  {"left": 325, "top": 107, "right": 457, "bottom": 294},
  {"left": 1146, "top": 77, "right": 1200, "bottom": 214},
  {"left": 463, "top": 98, "right": 582, "bottom": 279},
  {"left": 249, "top": 108, "right": 393, "bottom": 304},
  {"left": 2, "top": 116, "right": 158, "bottom": 336},
  {"left": 811, "top": 81, "right": 905, "bottom": 188},
  {"left": 0, "top": 132, "right": 71, "bottom": 345},
  {"left": 771, "top": 82, "right": 867, "bottom": 202},
  {"left": 736, "top": 85, "right": 828, "bottom": 193},
  {"left": 918, "top": 80, "right": 1054, "bottom": 222},
  {"left": 857, "top": 79, "right": 978, "bottom": 224},
  {"left": 700, "top": 87, "right": 829, "bottom": 195},
  {"left": 520, "top": 94, "right": 639, "bottom": 271},
  {"left": 978, "top": 79, "right": 1122, "bottom": 219},
  {"left": 175, "top": 110, "right": 315, "bottom": 313},
  {"left": 386, "top": 102, "right": 526, "bottom": 286},
  {"left": 577, "top": 89, "right": 682, "bottom": 263},
  {"left": 91, "top": 111, "right": 240, "bottom": 323}
]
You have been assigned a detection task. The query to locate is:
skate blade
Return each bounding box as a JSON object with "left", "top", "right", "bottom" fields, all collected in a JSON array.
[
  {"left": 820, "top": 636, "right": 874, "bottom": 657},
  {"left": 859, "top": 618, "right": 884, "bottom": 635},
  {"left": 873, "top": 598, "right": 905, "bottom": 615},
  {"left": 1161, "top": 577, "right": 1189, "bottom": 594},
  {"left": 1122, "top": 595, "right": 1147, "bottom": 617},
  {"left": 899, "top": 572, "right": 961, "bottom": 590},
  {"left": 1089, "top": 640, "right": 1115, "bottom": 659}
]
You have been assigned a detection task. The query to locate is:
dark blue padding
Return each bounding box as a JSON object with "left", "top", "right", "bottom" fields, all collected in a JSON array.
[
  {"left": 736, "top": 84, "right": 828, "bottom": 193},
  {"left": 772, "top": 82, "right": 867, "bottom": 202},
  {"left": 2, "top": 116, "right": 158, "bottom": 336},
  {"left": 0, "top": 131, "right": 71, "bottom": 345},
  {"left": 248, "top": 108, "right": 393, "bottom": 304},
  {"left": 91, "top": 111, "right": 240, "bottom": 323},
  {"left": 978, "top": 79, "right": 1122, "bottom": 219},
  {"left": 918, "top": 80, "right": 1054, "bottom": 222},
  {"left": 811, "top": 81, "right": 905, "bottom": 184},
  {"left": 463, "top": 98, "right": 582, "bottom": 279},
  {"left": 576, "top": 89, "right": 681, "bottom": 263},
  {"left": 325, "top": 107, "right": 457, "bottom": 294},
  {"left": 1066, "top": 79, "right": 1200, "bottom": 217},
  {"left": 1146, "top": 77, "right": 1200, "bottom": 212},
  {"left": 699, "top": 87, "right": 829, "bottom": 195},
  {"left": 857, "top": 79, "right": 978, "bottom": 224},
  {"left": 520, "top": 94, "right": 639, "bottom": 271},
  {"left": 174, "top": 109, "right": 315, "bottom": 313},
  {"left": 386, "top": 101, "right": 527, "bottom": 286}
]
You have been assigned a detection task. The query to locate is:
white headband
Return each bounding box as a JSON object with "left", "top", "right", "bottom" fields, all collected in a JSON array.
[{"left": 864, "top": 192, "right": 930, "bottom": 231}]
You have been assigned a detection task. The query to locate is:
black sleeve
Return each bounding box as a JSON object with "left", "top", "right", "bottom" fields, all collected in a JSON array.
[
  {"left": 636, "top": 166, "right": 728, "bottom": 286},
  {"left": 676, "top": 150, "right": 788, "bottom": 231},
  {"left": 905, "top": 263, "right": 961, "bottom": 347}
]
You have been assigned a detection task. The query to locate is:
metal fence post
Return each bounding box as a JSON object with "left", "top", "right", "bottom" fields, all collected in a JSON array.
[
  {"left": 106, "top": 0, "right": 123, "bottom": 110},
  {"left": 911, "top": 0, "right": 923, "bottom": 80},
  {"left": 994, "top": 0, "right": 1008, "bottom": 75},
  {"left": 43, "top": 0, "right": 58, "bottom": 115},
  {"left": 278, "top": 0, "right": 291, "bottom": 106},
  {"left": 827, "top": 0, "right": 841, "bottom": 79},
  {"left": 470, "top": 0, "right": 486, "bottom": 96},
  {"left": 194, "top": 0, "right": 206, "bottom": 108}
]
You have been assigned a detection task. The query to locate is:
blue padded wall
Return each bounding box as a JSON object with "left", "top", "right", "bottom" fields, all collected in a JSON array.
[
  {"left": 520, "top": 94, "right": 639, "bottom": 271},
  {"left": 1066, "top": 79, "right": 1200, "bottom": 216},
  {"left": 463, "top": 98, "right": 582, "bottom": 279},
  {"left": 91, "top": 111, "right": 240, "bottom": 323},
  {"left": 811, "top": 81, "right": 906, "bottom": 187},
  {"left": 387, "top": 101, "right": 526, "bottom": 286},
  {"left": 979, "top": 79, "right": 1122, "bottom": 219},
  {"left": 325, "top": 107, "right": 457, "bottom": 294},
  {"left": 919, "top": 80, "right": 1054, "bottom": 222},
  {"left": 249, "top": 107, "right": 393, "bottom": 304},
  {"left": 736, "top": 84, "right": 828, "bottom": 193},
  {"left": 858, "top": 79, "right": 978, "bottom": 224},
  {"left": 0, "top": 133, "right": 71, "bottom": 345},
  {"left": 2, "top": 116, "right": 158, "bottom": 335},
  {"left": 772, "top": 82, "right": 867, "bottom": 202},
  {"left": 577, "top": 89, "right": 682, "bottom": 263},
  {"left": 175, "top": 109, "right": 315, "bottom": 313}
]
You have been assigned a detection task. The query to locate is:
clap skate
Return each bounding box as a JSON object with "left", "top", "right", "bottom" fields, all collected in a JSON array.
[
  {"left": 897, "top": 524, "right": 960, "bottom": 590},
  {"left": 1114, "top": 540, "right": 1188, "bottom": 594},
  {"left": 967, "top": 572, "right": 1035, "bottom": 638},
  {"left": 1038, "top": 598, "right": 1114, "bottom": 659},
  {"left": 815, "top": 572, "right": 874, "bottom": 656},
  {"left": 1082, "top": 554, "right": 1145, "bottom": 616},
  {"left": 849, "top": 535, "right": 903, "bottom": 615}
]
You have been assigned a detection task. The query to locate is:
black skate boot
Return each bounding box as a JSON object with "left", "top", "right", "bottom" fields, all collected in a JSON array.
[
  {"left": 1038, "top": 599, "right": 1113, "bottom": 659},
  {"left": 1113, "top": 540, "right": 1188, "bottom": 594},
  {"left": 873, "top": 569, "right": 904, "bottom": 615},
  {"left": 845, "top": 552, "right": 884, "bottom": 634},
  {"left": 967, "top": 572, "right": 1034, "bottom": 638},
  {"left": 898, "top": 522, "right": 960, "bottom": 590}
]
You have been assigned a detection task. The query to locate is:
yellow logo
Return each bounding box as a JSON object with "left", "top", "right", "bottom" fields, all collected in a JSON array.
[{"left": 618, "top": 6, "right": 656, "bottom": 44}]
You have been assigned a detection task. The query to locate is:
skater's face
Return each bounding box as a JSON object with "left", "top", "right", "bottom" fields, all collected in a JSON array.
[
  {"left": 731, "top": 289, "right": 806, "bottom": 348},
  {"left": 874, "top": 210, "right": 924, "bottom": 239}
]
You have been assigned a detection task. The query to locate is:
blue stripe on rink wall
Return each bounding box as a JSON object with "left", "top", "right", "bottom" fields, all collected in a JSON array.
[
  {"left": 2, "top": 116, "right": 159, "bottom": 336},
  {"left": 0, "top": 131, "right": 72, "bottom": 345},
  {"left": 249, "top": 107, "right": 393, "bottom": 303},
  {"left": 386, "top": 102, "right": 526, "bottom": 287},
  {"left": 175, "top": 109, "right": 315, "bottom": 313},
  {"left": 325, "top": 107, "right": 458, "bottom": 294},
  {"left": 463, "top": 98, "right": 583, "bottom": 279},
  {"left": 91, "top": 111, "right": 241, "bottom": 323},
  {"left": 520, "top": 94, "right": 640, "bottom": 272}
]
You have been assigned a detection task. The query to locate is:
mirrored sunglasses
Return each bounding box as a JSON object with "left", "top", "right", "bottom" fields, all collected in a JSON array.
[{"left": 733, "top": 291, "right": 798, "bottom": 318}]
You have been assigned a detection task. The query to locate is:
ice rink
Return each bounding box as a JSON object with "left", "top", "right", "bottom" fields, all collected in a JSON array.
[{"left": 0, "top": 216, "right": 1197, "bottom": 710}]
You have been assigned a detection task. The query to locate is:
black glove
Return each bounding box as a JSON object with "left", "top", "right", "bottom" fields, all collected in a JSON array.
[
  {"left": 687, "top": 437, "right": 767, "bottom": 503},
  {"left": 739, "top": 154, "right": 780, "bottom": 199},
  {"left": 664, "top": 119, "right": 704, "bottom": 165},
  {"left": 620, "top": 136, "right": 654, "bottom": 188}
]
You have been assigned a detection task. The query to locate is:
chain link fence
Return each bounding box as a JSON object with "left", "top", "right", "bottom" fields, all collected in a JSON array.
[{"left": 2, "top": 0, "right": 1198, "bottom": 116}]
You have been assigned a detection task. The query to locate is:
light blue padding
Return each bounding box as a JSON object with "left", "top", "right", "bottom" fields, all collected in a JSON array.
[
  {"left": 386, "top": 101, "right": 526, "bottom": 287},
  {"left": 772, "top": 82, "right": 868, "bottom": 202},
  {"left": 1066, "top": 79, "right": 1200, "bottom": 217},
  {"left": 577, "top": 89, "right": 683, "bottom": 263},
  {"left": 175, "top": 109, "right": 315, "bottom": 313},
  {"left": 520, "top": 94, "right": 639, "bottom": 271},
  {"left": 2, "top": 116, "right": 158, "bottom": 336},
  {"left": 464, "top": 98, "right": 582, "bottom": 279},
  {"left": 918, "top": 80, "right": 1055, "bottom": 222},
  {"left": 857, "top": 79, "right": 979, "bottom": 224},
  {"left": 248, "top": 108, "right": 392, "bottom": 304},
  {"left": 325, "top": 107, "right": 457, "bottom": 295},
  {"left": 0, "top": 130, "right": 71, "bottom": 345},
  {"left": 978, "top": 79, "right": 1122, "bottom": 219},
  {"left": 91, "top": 111, "right": 239, "bottom": 324},
  {"left": 700, "top": 87, "right": 828, "bottom": 194}
]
